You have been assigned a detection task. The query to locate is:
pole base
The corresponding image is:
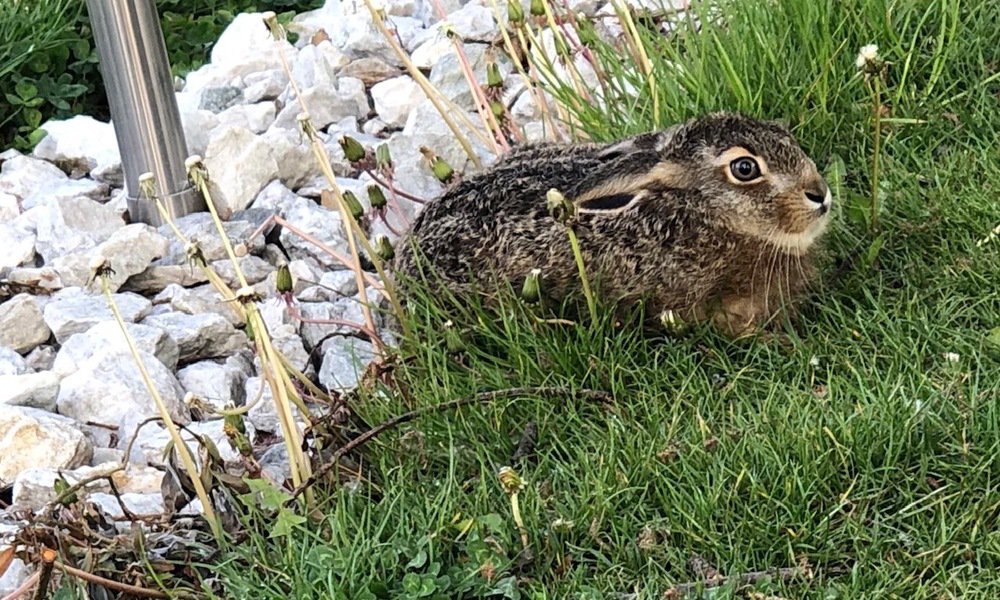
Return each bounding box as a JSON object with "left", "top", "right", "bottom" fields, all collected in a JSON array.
[{"left": 127, "top": 185, "right": 206, "bottom": 228}]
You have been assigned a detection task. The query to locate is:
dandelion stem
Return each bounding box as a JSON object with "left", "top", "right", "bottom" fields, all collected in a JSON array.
[
  {"left": 870, "top": 76, "right": 882, "bottom": 232},
  {"left": 566, "top": 227, "right": 597, "bottom": 323}
]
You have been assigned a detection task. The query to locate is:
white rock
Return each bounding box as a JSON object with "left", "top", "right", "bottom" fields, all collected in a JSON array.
[
  {"left": 410, "top": 31, "right": 453, "bottom": 69},
  {"left": 0, "top": 347, "right": 31, "bottom": 375},
  {"left": 3, "top": 266, "right": 62, "bottom": 292},
  {"left": 0, "top": 154, "right": 65, "bottom": 205},
  {"left": 323, "top": 14, "right": 423, "bottom": 65},
  {"left": 157, "top": 211, "right": 265, "bottom": 265},
  {"left": 177, "top": 359, "right": 248, "bottom": 410},
  {"left": 56, "top": 348, "right": 189, "bottom": 428},
  {"left": 180, "top": 108, "right": 220, "bottom": 156},
  {"left": 32, "top": 116, "right": 120, "bottom": 181},
  {"left": 11, "top": 463, "right": 164, "bottom": 508},
  {"left": 0, "top": 555, "right": 28, "bottom": 598},
  {"left": 24, "top": 345, "right": 56, "bottom": 372},
  {"left": 261, "top": 127, "right": 349, "bottom": 191},
  {"left": 245, "top": 376, "right": 310, "bottom": 438},
  {"left": 0, "top": 294, "right": 50, "bottom": 353},
  {"left": 0, "top": 191, "right": 19, "bottom": 222},
  {"left": 198, "top": 85, "right": 244, "bottom": 113},
  {"left": 152, "top": 283, "right": 244, "bottom": 326},
  {"left": 243, "top": 69, "right": 290, "bottom": 103},
  {"left": 371, "top": 75, "right": 426, "bottom": 128},
  {"left": 0, "top": 372, "right": 60, "bottom": 411},
  {"left": 443, "top": 4, "right": 496, "bottom": 41},
  {"left": 86, "top": 223, "right": 170, "bottom": 292},
  {"left": 88, "top": 492, "right": 166, "bottom": 520},
  {"left": 429, "top": 43, "right": 512, "bottom": 111},
  {"left": 338, "top": 76, "right": 371, "bottom": 120},
  {"left": 298, "top": 269, "right": 360, "bottom": 301},
  {"left": 0, "top": 221, "right": 35, "bottom": 268},
  {"left": 32, "top": 195, "right": 122, "bottom": 263},
  {"left": 53, "top": 321, "right": 180, "bottom": 376},
  {"left": 131, "top": 419, "right": 242, "bottom": 470},
  {"left": 290, "top": 40, "right": 350, "bottom": 90},
  {"left": 121, "top": 264, "right": 209, "bottom": 294},
  {"left": 271, "top": 85, "right": 363, "bottom": 131},
  {"left": 210, "top": 12, "right": 298, "bottom": 69},
  {"left": 275, "top": 196, "right": 350, "bottom": 269},
  {"left": 203, "top": 126, "right": 281, "bottom": 219},
  {"left": 216, "top": 101, "right": 277, "bottom": 134},
  {"left": 339, "top": 56, "right": 401, "bottom": 85},
  {"left": 0, "top": 405, "right": 92, "bottom": 485},
  {"left": 299, "top": 296, "right": 377, "bottom": 351},
  {"left": 318, "top": 336, "right": 375, "bottom": 392},
  {"left": 43, "top": 289, "right": 152, "bottom": 343},
  {"left": 142, "top": 311, "right": 248, "bottom": 363}
]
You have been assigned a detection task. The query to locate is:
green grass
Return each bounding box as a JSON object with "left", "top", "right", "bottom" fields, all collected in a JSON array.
[{"left": 208, "top": 0, "right": 1000, "bottom": 597}]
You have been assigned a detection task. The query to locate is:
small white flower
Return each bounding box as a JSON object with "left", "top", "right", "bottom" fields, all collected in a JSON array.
[
  {"left": 809, "top": 356, "right": 821, "bottom": 367},
  {"left": 856, "top": 44, "right": 879, "bottom": 69},
  {"left": 944, "top": 352, "right": 960, "bottom": 363}
]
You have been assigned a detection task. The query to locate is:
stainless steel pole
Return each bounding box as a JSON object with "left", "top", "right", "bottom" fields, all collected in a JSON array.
[{"left": 84, "top": 0, "right": 205, "bottom": 226}]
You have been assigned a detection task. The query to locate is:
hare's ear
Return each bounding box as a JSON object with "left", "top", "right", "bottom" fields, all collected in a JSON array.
[
  {"left": 578, "top": 191, "right": 643, "bottom": 213},
  {"left": 597, "top": 124, "right": 683, "bottom": 160}
]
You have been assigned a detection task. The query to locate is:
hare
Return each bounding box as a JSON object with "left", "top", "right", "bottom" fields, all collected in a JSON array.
[{"left": 392, "top": 112, "right": 833, "bottom": 338}]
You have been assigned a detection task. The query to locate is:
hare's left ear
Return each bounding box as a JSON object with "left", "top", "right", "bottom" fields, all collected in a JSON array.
[{"left": 597, "top": 124, "right": 684, "bottom": 161}]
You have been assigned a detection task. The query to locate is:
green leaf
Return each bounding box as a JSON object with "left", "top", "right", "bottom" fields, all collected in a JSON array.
[
  {"left": 406, "top": 549, "right": 428, "bottom": 570},
  {"left": 22, "top": 108, "right": 42, "bottom": 129},
  {"left": 4, "top": 93, "right": 24, "bottom": 106},
  {"left": 270, "top": 508, "right": 306, "bottom": 538},
  {"left": 986, "top": 327, "right": 1000, "bottom": 350},
  {"left": 15, "top": 81, "right": 37, "bottom": 100}
]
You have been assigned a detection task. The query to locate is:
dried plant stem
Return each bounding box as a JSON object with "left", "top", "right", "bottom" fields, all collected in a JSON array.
[
  {"left": 361, "top": 0, "right": 484, "bottom": 167},
  {"left": 488, "top": 0, "right": 562, "bottom": 141},
  {"left": 100, "top": 273, "right": 222, "bottom": 541},
  {"left": 428, "top": 0, "right": 509, "bottom": 154},
  {"left": 610, "top": 0, "right": 659, "bottom": 126},
  {"left": 30, "top": 548, "right": 55, "bottom": 600},
  {"left": 1, "top": 571, "right": 39, "bottom": 600}
]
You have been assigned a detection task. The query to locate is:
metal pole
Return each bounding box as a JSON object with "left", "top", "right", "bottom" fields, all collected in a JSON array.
[{"left": 84, "top": 0, "right": 205, "bottom": 227}]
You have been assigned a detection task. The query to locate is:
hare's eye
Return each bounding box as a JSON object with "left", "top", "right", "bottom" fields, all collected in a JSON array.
[{"left": 729, "top": 157, "right": 761, "bottom": 182}]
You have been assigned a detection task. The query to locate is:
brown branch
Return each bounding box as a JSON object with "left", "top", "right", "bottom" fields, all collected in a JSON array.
[
  {"left": 31, "top": 549, "right": 55, "bottom": 600},
  {"left": 662, "top": 560, "right": 815, "bottom": 598},
  {"left": 288, "top": 386, "right": 613, "bottom": 502},
  {"left": 54, "top": 560, "right": 173, "bottom": 599},
  {"left": 1, "top": 572, "right": 39, "bottom": 600}
]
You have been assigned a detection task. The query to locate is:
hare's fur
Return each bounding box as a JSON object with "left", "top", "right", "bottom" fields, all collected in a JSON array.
[{"left": 393, "top": 112, "right": 832, "bottom": 337}]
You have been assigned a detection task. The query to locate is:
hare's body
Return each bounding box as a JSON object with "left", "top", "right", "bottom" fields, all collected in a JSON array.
[{"left": 394, "top": 113, "right": 832, "bottom": 336}]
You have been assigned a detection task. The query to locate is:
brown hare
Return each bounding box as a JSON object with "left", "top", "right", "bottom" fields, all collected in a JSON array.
[{"left": 393, "top": 112, "right": 833, "bottom": 338}]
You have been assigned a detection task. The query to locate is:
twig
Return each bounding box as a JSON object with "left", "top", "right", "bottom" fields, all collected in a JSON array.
[
  {"left": 53, "top": 560, "right": 173, "bottom": 599},
  {"left": 288, "top": 387, "right": 613, "bottom": 501},
  {"left": 662, "top": 562, "right": 814, "bottom": 598},
  {"left": 31, "top": 548, "right": 55, "bottom": 600}
]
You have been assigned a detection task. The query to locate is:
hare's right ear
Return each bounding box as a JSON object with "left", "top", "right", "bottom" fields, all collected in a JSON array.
[{"left": 597, "top": 124, "right": 683, "bottom": 161}]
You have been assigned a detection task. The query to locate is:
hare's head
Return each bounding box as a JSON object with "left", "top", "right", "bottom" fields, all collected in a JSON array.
[
  {"left": 579, "top": 113, "right": 832, "bottom": 254},
  {"left": 669, "top": 113, "right": 831, "bottom": 252}
]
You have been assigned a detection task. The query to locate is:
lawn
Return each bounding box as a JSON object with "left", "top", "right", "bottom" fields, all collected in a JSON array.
[{"left": 211, "top": 0, "right": 1000, "bottom": 598}]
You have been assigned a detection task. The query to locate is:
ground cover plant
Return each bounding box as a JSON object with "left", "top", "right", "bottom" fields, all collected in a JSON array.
[{"left": 206, "top": 0, "right": 1000, "bottom": 598}]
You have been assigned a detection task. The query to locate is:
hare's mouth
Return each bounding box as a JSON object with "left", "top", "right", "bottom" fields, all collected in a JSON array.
[{"left": 766, "top": 216, "right": 830, "bottom": 255}]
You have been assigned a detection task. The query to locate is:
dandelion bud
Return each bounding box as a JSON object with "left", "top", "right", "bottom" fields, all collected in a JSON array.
[
  {"left": 223, "top": 413, "right": 252, "bottom": 457},
  {"left": 546, "top": 188, "right": 575, "bottom": 224},
  {"left": 529, "top": 0, "right": 545, "bottom": 16},
  {"left": 339, "top": 135, "right": 367, "bottom": 163},
  {"left": 554, "top": 35, "right": 571, "bottom": 58},
  {"left": 577, "top": 18, "right": 598, "bottom": 46},
  {"left": 275, "top": 263, "right": 294, "bottom": 294},
  {"left": 498, "top": 466, "right": 525, "bottom": 495},
  {"left": 521, "top": 268, "right": 542, "bottom": 304},
  {"left": 367, "top": 184, "right": 387, "bottom": 210},
  {"left": 342, "top": 190, "right": 365, "bottom": 220},
  {"left": 508, "top": 0, "right": 524, "bottom": 24},
  {"left": 551, "top": 518, "right": 575, "bottom": 533},
  {"left": 375, "top": 143, "right": 393, "bottom": 170},
  {"left": 490, "top": 100, "right": 505, "bottom": 120},
  {"left": 443, "top": 320, "right": 467, "bottom": 354},
  {"left": 373, "top": 233, "right": 395, "bottom": 261},
  {"left": 487, "top": 62, "right": 503, "bottom": 88},
  {"left": 420, "top": 146, "right": 455, "bottom": 183}
]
